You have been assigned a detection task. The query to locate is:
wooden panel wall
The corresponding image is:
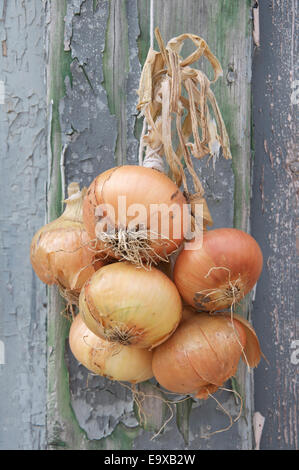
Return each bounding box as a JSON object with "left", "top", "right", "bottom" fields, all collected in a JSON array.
[
  {"left": 251, "top": 0, "right": 298, "bottom": 450},
  {"left": 0, "top": 0, "right": 47, "bottom": 450},
  {"left": 46, "top": 0, "right": 254, "bottom": 450},
  {"left": 3, "top": 0, "right": 297, "bottom": 451}
]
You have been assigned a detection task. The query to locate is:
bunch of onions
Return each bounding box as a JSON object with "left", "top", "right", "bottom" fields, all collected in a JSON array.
[
  {"left": 174, "top": 228, "right": 263, "bottom": 312},
  {"left": 69, "top": 314, "right": 153, "bottom": 383},
  {"left": 79, "top": 261, "right": 182, "bottom": 349},
  {"left": 152, "top": 311, "right": 261, "bottom": 399},
  {"left": 30, "top": 182, "right": 105, "bottom": 303},
  {"left": 83, "top": 165, "right": 187, "bottom": 267}
]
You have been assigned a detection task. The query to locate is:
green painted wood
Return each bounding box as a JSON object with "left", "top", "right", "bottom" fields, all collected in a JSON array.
[
  {"left": 102, "top": 0, "right": 129, "bottom": 165},
  {"left": 46, "top": 0, "right": 140, "bottom": 450},
  {"left": 46, "top": 0, "right": 104, "bottom": 450},
  {"left": 176, "top": 397, "right": 194, "bottom": 445},
  {"left": 47, "top": 0, "right": 255, "bottom": 449},
  {"left": 47, "top": 0, "right": 80, "bottom": 449},
  {"left": 136, "top": 0, "right": 254, "bottom": 449}
]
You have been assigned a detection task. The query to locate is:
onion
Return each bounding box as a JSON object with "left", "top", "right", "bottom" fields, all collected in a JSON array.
[
  {"left": 152, "top": 313, "right": 261, "bottom": 399},
  {"left": 180, "top": 306, "right": 197, "bottom": 323},
  {"left": 69, "top": 314, "right": 153, "bottom": 383},
  {"left": 83, "top": 165, "right": 187, "bottom": 267},
  {"left": 79, "top": 261, "right": 182, "bottom": 349},
  {"left": 174, "top": 228, "right": 263, "bottom": 312},
  {"left": 30, "top": 183, "right": 104, "bottom": 299}
]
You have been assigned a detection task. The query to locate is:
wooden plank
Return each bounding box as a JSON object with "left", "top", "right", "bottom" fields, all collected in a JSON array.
[
  {"left": 47, "top": 0, "right": 141, "bottom": 450},
  {"left": 46, "top": 0, "right": 107, "bottom": 450},
  {"left": 136, "top": 1, "right": 254, "bottom": 450},
  {"left": 47, "top": 0, "right": 254, "bottom": 449},
  {"left": 251, "top": 0, "right": 298, "bottom": 450},
  {"left": 0, "top": 0, "right": 47, "bottom": 450}
]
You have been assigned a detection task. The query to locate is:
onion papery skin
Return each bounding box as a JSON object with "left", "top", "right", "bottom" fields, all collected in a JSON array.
[
  {"left": 83, "top": 165, "right": 187, "bottom": 265},
  {"left": 173, "top": 228, "right": 263, "bottom": 312},
  {"left": 30, "top": 183, "right": 105, "bottom": 294},
  {"left": 222, "top": 312, "right": 262, "bottom": 368},
  {"left": 69, "top": 314, "right": 153, "bottom": 383},
  {"left": 152, "top": 314, "right": 247, "bottom": 399},
  {"left": 79, "top": 261, "right": 182, "bottom": 349},
  {"left": 31, "top": 223, "right": 96, "bottom": 292},
  {"left": 179, "top": 308, "right": 262, "bottom": 368},
  {"left": 180, "top": 308, "right": 262, "bottom": 368}
]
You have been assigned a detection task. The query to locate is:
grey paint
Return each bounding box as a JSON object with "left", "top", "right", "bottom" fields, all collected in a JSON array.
[
  {"left": 62, "top": 0, "right": 118, "bottom": 180},
  {"left": 61, "top": 0, "right": 140, "bottom": 440},
  {"left": 65, "top": 341, "right": 138, "bottom": 440},
  {"left": 0, "top": 0, "right": 47, "bottom": 450},
  {"left": 251, "top": 0, "right": 298, "bottom": 450}
]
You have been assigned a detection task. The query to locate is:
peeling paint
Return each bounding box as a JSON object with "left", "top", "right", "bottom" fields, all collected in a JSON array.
[
  {"left": 102, "top": 0, "right": 140, "bottom": 165},
  {"left": 62, "top": 0, "right": 117, "bottom": 183},
  {"left": 0, "top": 0, "right": 47, "bottom": 450},
  {"left": 52, "top": 0, "right": 140, "bottom": 442},
  {"left": 43, "top": 0, "right": 268, "bottom": 450},
  {"left": 66, "top": 344, "right": 138, "bottom": 440},
  {"left": 49, "top": 0, "right": 255, "bottom": 449},
  {"left": 252, "top": 0, "right": 298, "bottom": 449}
]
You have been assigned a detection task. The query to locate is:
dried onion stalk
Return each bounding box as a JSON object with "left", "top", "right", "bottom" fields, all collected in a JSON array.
[{"left": 137, "top": 29, "right": 233, "bottom": 230}]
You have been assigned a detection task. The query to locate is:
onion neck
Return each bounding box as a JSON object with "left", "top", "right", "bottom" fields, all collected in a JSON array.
[
  {"left": 62, "top": 182, "right": 86, "bottom": 223},
  {"left": 143, "top": 146, "right": 165, "bottom": 173}
]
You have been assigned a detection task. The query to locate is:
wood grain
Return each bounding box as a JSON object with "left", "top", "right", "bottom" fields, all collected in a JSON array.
[
  {"left": 45, "top": 0, "right": 255, "bottom": 450},
  {"left": 0, "top": 0, "right": 47, "bottom": 450},
  {"left": 251, "top": 0, "right": 298, "bottom": 449},
  {"left": 0, "top": 0, "right": 296, "bottom": 450}
]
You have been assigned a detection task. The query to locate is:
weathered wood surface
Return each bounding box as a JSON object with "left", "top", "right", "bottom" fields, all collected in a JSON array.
[
  {"left": 0, "top": 0, "right": 297, "bottom": 451},
  {"left": 251, "top": 0, "right": 298, "bottom": 450},
  {"left": 0, "top": 0, "right": 47, "bottom": 449},
  {"left": 47, "top": 0, "right": 254, "bottom": 450}
]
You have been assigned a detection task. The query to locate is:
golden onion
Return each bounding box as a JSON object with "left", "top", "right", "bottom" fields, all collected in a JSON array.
[
  {"left": 174, "top": 228, "right": 263, "bottom": 312},
  {"left": 83, "top": 165, "right": 187, "bottom": 267},
  {"left": 79, "top": 261, "right": 182, "bottom": 349},
  {"left": 69, "top": 314, "right": 153, "bottom": 383},
  {"left": 30, "top": 183, "right": 105, "bottom": 298},
  {"left": 152, "top": 313, "right": 261, "bottom": 399}
]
